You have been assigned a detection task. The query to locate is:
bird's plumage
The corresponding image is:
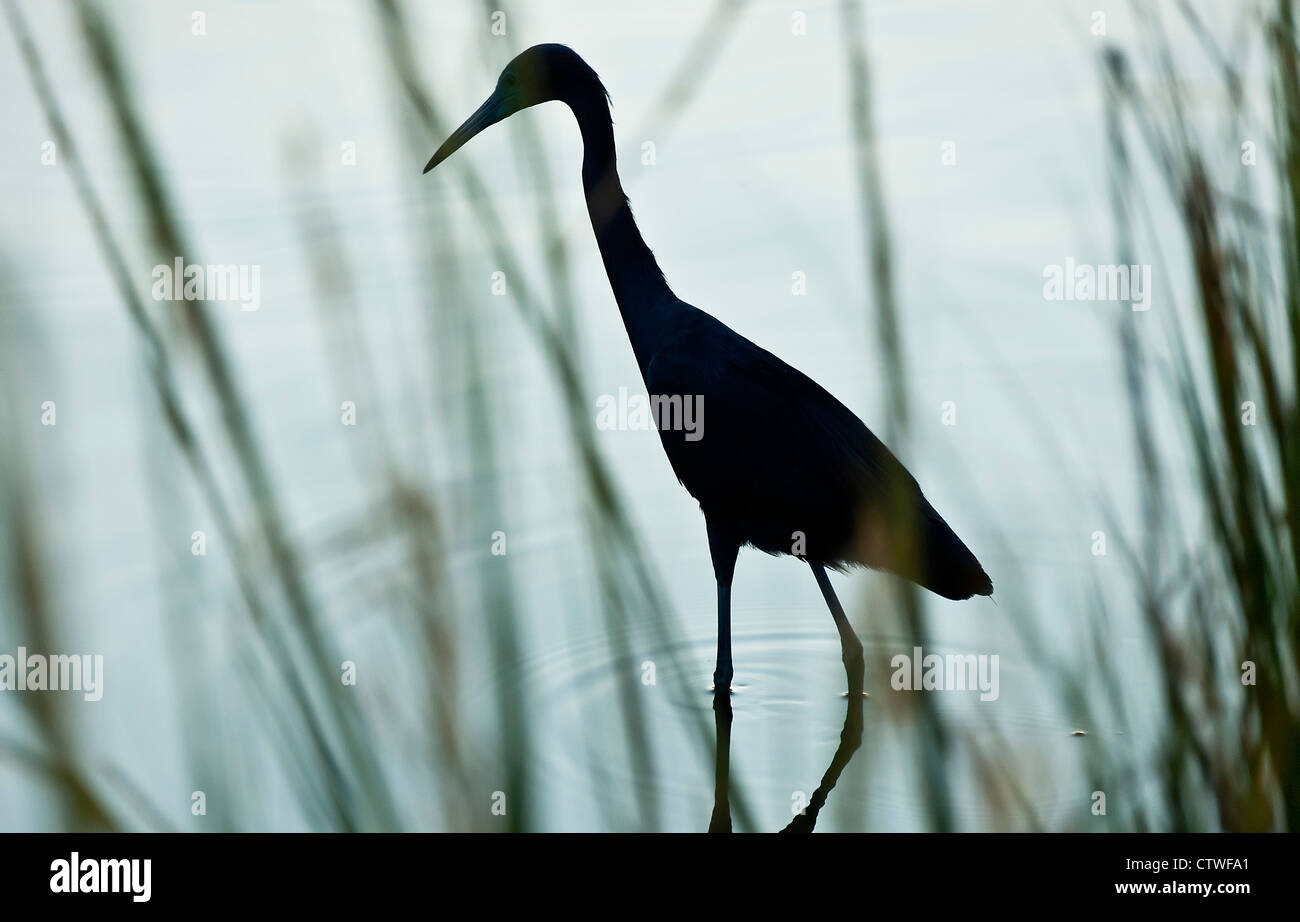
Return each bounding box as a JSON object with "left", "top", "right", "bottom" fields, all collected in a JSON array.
[
  {"left": 645, "top": 304, "right": 991, "bottom": 600},
  {"left": 424, "top": 43, "right": 992, "bottom": 691}
]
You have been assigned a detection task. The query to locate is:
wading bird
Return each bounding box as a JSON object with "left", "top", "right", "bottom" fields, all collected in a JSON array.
[{"left": 424, "top": 44, "right": 992, "bottom": 695}]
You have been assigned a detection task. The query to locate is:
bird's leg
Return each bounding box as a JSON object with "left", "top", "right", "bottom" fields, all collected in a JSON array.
[
  {"left": 810, "top": 562, "right": 865, "bottom": 685},
  {"left": 713, "top": 578, "right": 733, "bottom": 694},
  {"left": 707, "top": 522, "right": 740, "bottom": 698}
]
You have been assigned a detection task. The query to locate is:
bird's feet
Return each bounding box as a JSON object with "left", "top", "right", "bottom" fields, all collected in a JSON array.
[{"left": 712, "top": 667, "right": 733, "bottom": 694}]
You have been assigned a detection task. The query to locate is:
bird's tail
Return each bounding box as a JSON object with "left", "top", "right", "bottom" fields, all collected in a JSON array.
[{"left": 912, "top": 501, "right": 993, "bottom": 601}]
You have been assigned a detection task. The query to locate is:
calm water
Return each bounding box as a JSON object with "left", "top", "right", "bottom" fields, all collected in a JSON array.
[{"left": 0, "top": 0, "right": 1232, "bottom": 830}]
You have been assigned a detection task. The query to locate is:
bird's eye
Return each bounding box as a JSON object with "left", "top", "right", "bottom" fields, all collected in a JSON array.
[{"left": 503, "top": 72, "right": 517, "bottom": 88}]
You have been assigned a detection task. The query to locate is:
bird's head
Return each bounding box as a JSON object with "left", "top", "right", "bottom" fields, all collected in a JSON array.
[{"left": 423, "top": 43, "right": 604, "bottom": 174}]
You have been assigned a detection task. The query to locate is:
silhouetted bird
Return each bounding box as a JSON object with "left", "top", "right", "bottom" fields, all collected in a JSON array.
[{"left": 425, "top": 44, "right": 992, "bottom": 694}]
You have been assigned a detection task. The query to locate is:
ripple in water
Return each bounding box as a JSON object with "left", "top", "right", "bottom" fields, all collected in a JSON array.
[{"left": 477, "top": 617, "right": 1090, "bottom": 831}]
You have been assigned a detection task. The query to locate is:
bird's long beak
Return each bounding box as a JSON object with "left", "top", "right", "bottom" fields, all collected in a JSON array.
[{"left": 423, "top": 92, "right": 509, "bottom": 174}]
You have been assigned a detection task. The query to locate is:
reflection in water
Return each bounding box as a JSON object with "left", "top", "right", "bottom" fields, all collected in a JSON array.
[
  {"left": 709, "top": 662, "right": 866, "bottom": 833},
  {"left": 708, "top": 695, "right": 733, "bottom": 834}
]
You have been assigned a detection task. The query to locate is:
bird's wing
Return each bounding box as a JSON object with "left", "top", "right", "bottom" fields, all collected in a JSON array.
[
  {"left": 645, "top": 309, "right": 992, "bottom": 598},
  {"left": 644, "top": 310, "right": 918, "bottom": 529}
]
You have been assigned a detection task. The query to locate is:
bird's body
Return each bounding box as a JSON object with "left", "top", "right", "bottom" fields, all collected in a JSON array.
[
  {"left": 425, "top": 44, "right": 992, "bottom": 692},
  {"left": 644, "top": 305, "right": 991, "bottom": 601}
]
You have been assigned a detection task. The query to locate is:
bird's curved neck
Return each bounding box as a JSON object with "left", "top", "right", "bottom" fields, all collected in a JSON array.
[{"left": 567, "top": 88, "right": 676, "bottom": 368}]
